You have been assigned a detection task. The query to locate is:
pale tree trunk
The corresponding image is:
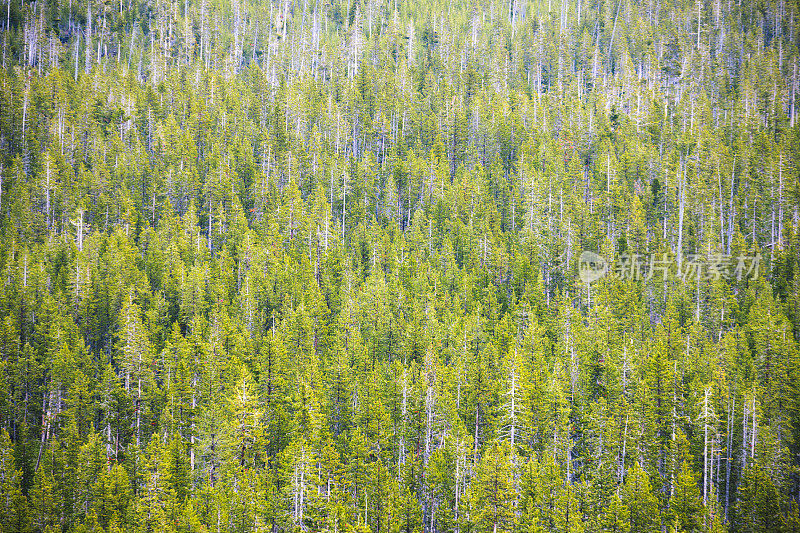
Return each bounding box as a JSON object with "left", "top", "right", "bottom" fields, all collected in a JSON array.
[
  {"left": 136, "top": 365, "right": 142, "bottom": 447},
  {"left": 509, "top": 346, "right": 517, "bottom": 454},
  {"left": 455, "top": 437, "right": 464, "bottom": 533},
  {"left": 742, "top": 398, "right": 749, "bottom": 473},
  {"left": 727, "top": 157, "right": 736, "bottom": 255},
  {"left": 607, "top": 0, "right": 622, "bottom": 70},
  {"left": 342, "top": 171, "right": 346, "bottom": 241},
  {"left": 718, "top": 165, "right": 725, "bottom": 248},
  {"left": 424, "top": 347, "right": 435, "bottom": 466},
  {"left": 708, "top": 431, "right": 719, "bottom": 504},
  {"left": 329, "top": 166, "right": 334, "bottom": 250},
  {"left": 725, "top": 397, "right": 733, "bottom": 519},
  {"left": 677, "top": 157, "right": 686, "bottom": 274},
  {"left": 791, "top": 60, "right": 796, "bottom": 128},
  {"left": 398, "top": 368, "right": 407, "bottom": 473},
  {"left": 44, "top": 156, "right": 51, "bottom": 231},
  {"left": 190, "top": 373, "right": 196, "bottom": 470},
  {"left": 751, "top": 395, "right": 756, "bottom": 458},
  {"left": 618, "top": 413, "right": 628, "bottom": 490},
  {"left": 74, "top": 32, "right": 80, "bottom": 81},
  {"left": 696, "top": 0, "right": 701, "bottom": 49},
  {"left": 703, "top": 388, "right": 709, "bottom": 504},
  {"left": 473, "top": 402, "right": 480, "bottom": 466},
  {"left": 778, "top": 152, "right": 783, "bottom": 249},
  {"left": 85, "top": 2, "right": 92, "bottom": 75},
  {"left": 72, "top": 208, "right": 84, "bottom": 251},
  {"left": 36, "top": 387, "right": 53, "bottom": 472},
  {"left": 207, "top": 200, "right": 212, "bottom": 251},
  {"left": 606, "top": 155, "right": 612, "bottom": 243}
]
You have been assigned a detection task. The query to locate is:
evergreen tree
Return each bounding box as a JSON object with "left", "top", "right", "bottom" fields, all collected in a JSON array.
[
  {"left": 621, "top": 463, "right": 660, "bottom": 533},
  {"left": 0, "top": 429, "right": 30, "bottom": 532},
  {"left": 670, "top": 459, "right": 704, "bottom": 533},
  {"left": 731, "top": 463, "right": 785, "bottom": 533},
  {"left": 468, "top": 441, "right": 516, "bottom": 533},
  {"left": 0, "top": 0, "right": 797, "bottom": 530}
]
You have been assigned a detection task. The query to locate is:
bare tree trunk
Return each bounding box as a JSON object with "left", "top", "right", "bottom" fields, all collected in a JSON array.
[
  {"left": 677, "top": 157, "right": 686, "bottom": 274},
  {"left": 725, "top": 397, "right": 733, "bottom": 519},
  {"left": 742, "top": 397, "right": 749, "bottom": 473},
  {"left": 455, "top": 439, "right": 462, "bottom": 533},
  {"left": 424, "top": 348, "right": 434, "bottom": 466},
  {"left": 74, "top": 32, "right": 80, "bottom": 81},
  {"left": 191, "top": 383, "right": 196, "bottom": 470},
  {"left": 778, "top": 152, "right": 783, "bottom": 249},
  {"left": 718, "top": 165, "right": 725, "bottom": 248},
  {"left": 85, "top": 3, "right": 92, "bottom": 75},
  {"left": 342, "top": 171, "right": 346, "bottom": 241},
  {"left": 36, "top": 388, "right": 52, "bottom": 472},
  {"left": 399, "top": 368, "right": 407, "bottom": 473},
  {"left": 77, "top": 208, "right": 84, "bottom": 251},
  {"left": 510, "top": 346, "right": 517, "bottom": 453},
  {"left": 792, "top": 60, "right": 796, "bottom": 128},
  {"left": 703, "top": 388, "right": 709, "bottom": 504},
  {"left": 607, "top": 0, "right": 622, "bottom": 71},
  {"left": 136, "top": 373, "right": 141, "bottom": 447},
  {"left": 727, "top": 157, "right": 736, "bottom": 254},
  {"left": 618, "top": 413, "right": 628, "bottom": 490},
  {"left": 473, "top": 402, "right": 480, "bottom": 466},
  {"left": 751, "top": 395, "right": 756, "bottom": 458},
  {"left": 44, "top": 156, "right": 51, "bottom": 231}
]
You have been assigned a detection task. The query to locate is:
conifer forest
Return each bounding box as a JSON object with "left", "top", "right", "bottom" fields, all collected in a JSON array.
[{"left": 2, "top": 0, "right": 800, "bottom": 530}]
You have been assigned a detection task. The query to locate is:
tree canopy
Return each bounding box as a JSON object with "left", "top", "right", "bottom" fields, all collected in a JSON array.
[{"left": 0, "top": 0, "right": 799, "bottom": 531}]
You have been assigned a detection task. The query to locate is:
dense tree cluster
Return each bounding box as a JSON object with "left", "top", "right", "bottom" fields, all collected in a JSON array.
[{"left": 0, "top": 0, "right": 800, "bottom": 530}]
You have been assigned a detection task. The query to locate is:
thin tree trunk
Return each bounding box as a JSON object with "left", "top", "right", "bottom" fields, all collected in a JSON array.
[
  {"left": 703, "top": 388, "right": 709, "bottom": 504},
  {"left": 725, "top": 397, "right": 733, "bottom": 519},
  {"left": 727, "top": 157, "right": 736, "bottom": 255},
  {"left": 742, "top": 397, "right": 749, "bottom": 473},
  {"left": 342, "top": 171, "right": 346, "bottom": 241},
  {"left": 35, "top": 388, "right": 52, "bottom": 472},
  {"left": 677, "top": 158, "right": 686, "bottom": 274},
  {"left": 619, "top": 412, "right": 628, "bottom": 489},
  {"left": 778, "top": 152, "right": 783, "bottom": 249},
  {"left": 751, "top": 395, "right": 756, "bottom": 457}
]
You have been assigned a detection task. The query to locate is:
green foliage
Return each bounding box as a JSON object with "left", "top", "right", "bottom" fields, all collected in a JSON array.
[
  {"left": 0, "top": 430, "right": 31, "bottom": 532},
  {"left": 731, "top": 463, "right": 786, "bottom": 533},
  {"left": 467, "top": 442, "right": 516, "bottom": 532},
  {"left": 670, "top": 460, "right": 704, "bottom": 533},
  {"left": 0, "top": 0, "right": 798, "bottom": 531},
  {"left": 622, "top": 463, "right": 660, "bottom": 533}
]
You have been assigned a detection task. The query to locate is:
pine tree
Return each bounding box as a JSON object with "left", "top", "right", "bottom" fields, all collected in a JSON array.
[
  {"left": 391, "top": 481, "right": 422, "bottom": 533},
  {"left": 468, "top": 441, "right": 516, "bottom": 533},
  {"left": 731, "top": 462, "right": 785, "bottom": 533},
  {"left": 621, "top": 463, "right": 659, "bottom": 533},
  {"left": 0, "top": 0, "right": 798, "bottom": 530},
  {"left": 117, "top": 295, "right": 153, "bottom": 449},
  {"left": 598, "top": 492, "right": 630, "bottom": 533},
  {"left": 93, "top": 463, "right": 132, "bottom": 530},
  {"left": 0, "top": 429, "right": 31, "bottom": 532},
  {"left": 670, "top": 459, "right": 704, "bottom": 533},
  {"left": 29, "top": 449, "right": 62, "bottom": 532}
]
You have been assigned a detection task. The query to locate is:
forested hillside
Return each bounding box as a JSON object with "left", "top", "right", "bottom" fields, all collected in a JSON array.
[{"left": 1, "top": 0, "right": 799, "bottom": 530}]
